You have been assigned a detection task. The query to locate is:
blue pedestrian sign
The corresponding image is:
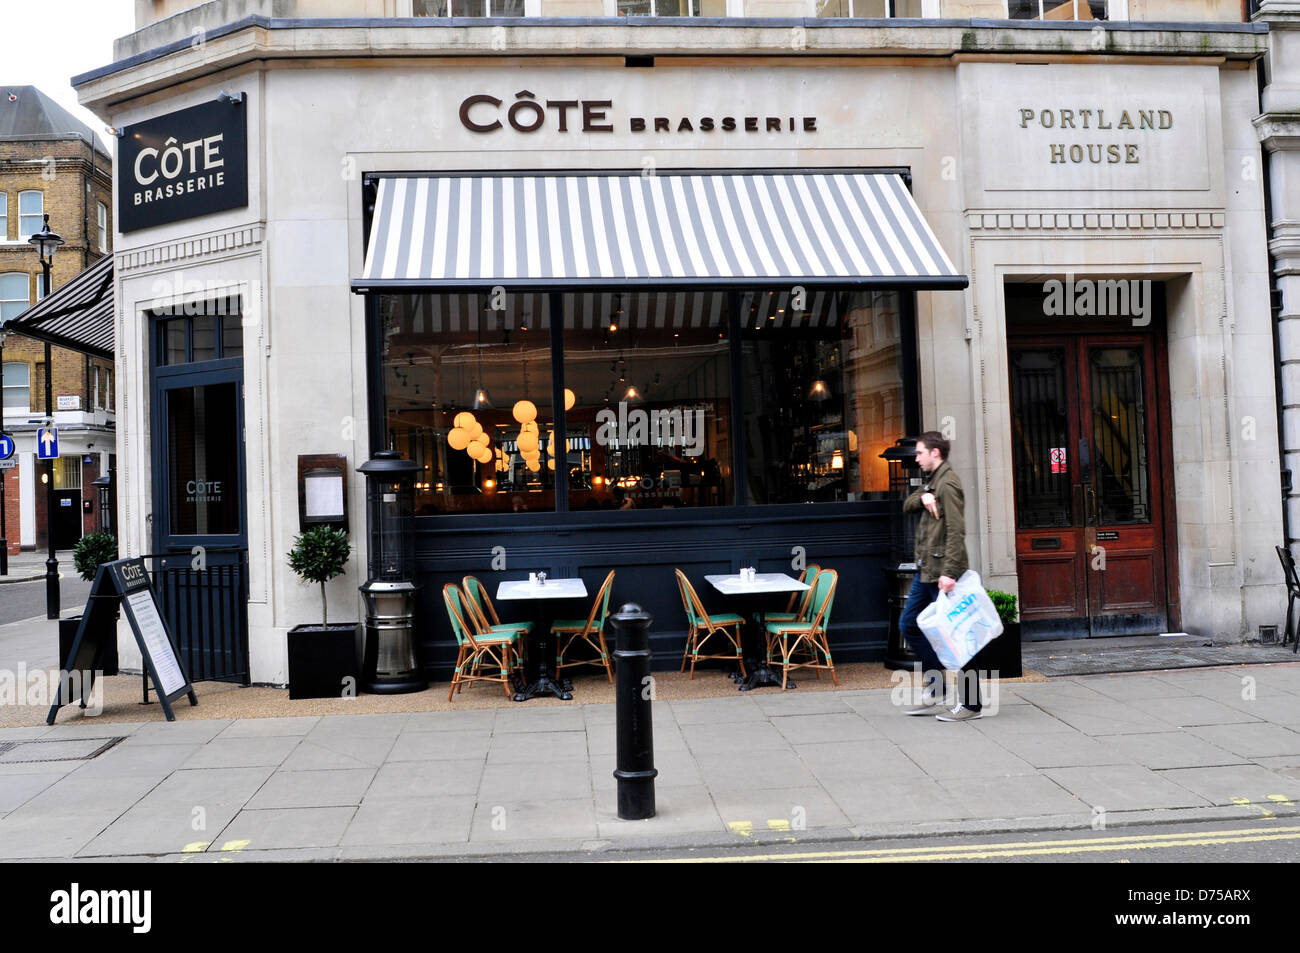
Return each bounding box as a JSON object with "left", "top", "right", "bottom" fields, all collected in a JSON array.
[
  {"left": 0, "top": 433, "right": 13, "bottom": 460},
  {"left": 36, "top": 427, "right": 58, "bottom": 460}
]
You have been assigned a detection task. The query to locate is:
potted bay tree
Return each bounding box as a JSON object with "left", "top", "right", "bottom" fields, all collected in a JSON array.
[
  {"left": 981, "top": 588, "right": 1022, "bottom": 679},
  {"left": 63, "top": 531, "right": 120, "bottom": 675},
  {"left": 286, "top": 526, "right": 359, "bottom": 699}
]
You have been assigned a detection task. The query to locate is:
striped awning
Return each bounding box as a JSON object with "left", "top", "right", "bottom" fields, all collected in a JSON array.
[
  {"left": 354, "top": 172, "right": 965, "bottom": 291},
  {"left": 3, "top": 254, "right": 114, "bottom": 359}
]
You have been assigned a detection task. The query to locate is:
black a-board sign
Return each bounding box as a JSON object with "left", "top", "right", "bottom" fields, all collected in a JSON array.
[{"left": 47, "top": 558, "right": 197, "bottom": 724}]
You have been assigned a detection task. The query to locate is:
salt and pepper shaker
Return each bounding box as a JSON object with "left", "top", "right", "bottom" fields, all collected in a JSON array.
[{"left": 537, "top": 571, "right": 547, "bottom": 586}]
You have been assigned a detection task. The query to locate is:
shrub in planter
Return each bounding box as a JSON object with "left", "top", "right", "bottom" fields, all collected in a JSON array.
[
  {"left": 286, "top": 526, "right": 359, "bottom": 699},
  {"left": 61, "top": 533, "right": 120, "bottom": 676},
  {"left": 980, "top": 588, "right": 1022, "bottom": 679}
]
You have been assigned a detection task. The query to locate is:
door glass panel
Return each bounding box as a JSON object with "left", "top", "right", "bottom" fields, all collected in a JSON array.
[
  {"left": 167, "top": 382, "right": 240, "bottom": 536},
  {"left": 192, "top": 315, "right": 217, "bottom": 363},
  {"left": 1010, "top": 349, "right": 1071, "bottom": 528},
  {"left": 164, "top": 320, "right": 186, "bottom": 365},
  {"left": 1090, "top": 348, "right": 1150, "bottom": 524}
]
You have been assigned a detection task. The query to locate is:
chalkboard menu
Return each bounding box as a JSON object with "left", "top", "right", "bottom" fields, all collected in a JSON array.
[{"left": 47, "top": 558, "right": 197, "bottom": 724}]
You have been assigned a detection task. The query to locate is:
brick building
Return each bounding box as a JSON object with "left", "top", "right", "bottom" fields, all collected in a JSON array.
[{"left": 0, "top": 86, "right": 115, "bottom": 554}]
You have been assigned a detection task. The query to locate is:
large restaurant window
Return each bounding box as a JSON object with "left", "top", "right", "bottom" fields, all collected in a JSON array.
[
  {"left": 741, "top": 289, "right": 905, "bottom": 504},
  {"left": 381, "top": 288, "right": 912, "bottom": 515},
  {"left": 560, "top": 292, "right": 732, "bottom": 510},
  {"left": 414, "top": 0, "right": 525, "bottom": 15},
  {"left": 381, "top": 293, "right": 555, "bottom": 515},
  {"left": 813, "top": 0, "right": 923, "bottom": 16}
]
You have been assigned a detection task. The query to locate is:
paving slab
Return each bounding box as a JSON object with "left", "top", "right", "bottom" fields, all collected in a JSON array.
[
  {"left": 341, "top": 795, "right": 475, "bottom": 846},
  {"left": 1124, "top": 696, "right": 1263, "bottom": 727},
  {"left": 365, "top": 759, "right": 485, "bottom": 800},
  {"left": 1043, "top": 765, "right": 1211, "bottom": 811},
  {"left": 1188, "top": 723, "right": 1300, "bottom": 759},
  {"left": 698, "top": 750, "right": 819, "bottom": 792},
  {"left": 0, "top": 810, "right": 121, "bottom": 860},
  {"left": 1098, "top": 732, "right": 1246, "bottom": 770},
  {"left": 387, "top": 729, "right": 494, "bottom": 762},
  {"left": 966, "top": 705, "right": 1079, "bottom": 735},
  {"left": 0, "top": 772, "right": 64, "bottom": 812},
  {"left": 69, "top": 743, "right": 202, "bottom": 780},
  {"left": 938, "top": 774, "right": 1088, "bottom": 821},
  {"left": 987, "top": 732, "right": 1132, "bottom": 769},
  {"left": 0, "top": 738, "right": 119, "bottom": 763},
  {"left": 485, "top": 731, "right": 589, "bottom": 765},
  {"left": 217, "top": 717, "right": 320, "bottom": 738},
  {"left": 0, "top": 727, "right": 54, "bottom": 741},
  {"left": 1077, "top": 674, "right": 1199, "bottom": 702},
  {"left": 493, "top": 707, "right": 587, "bottom": 733},
  {"left": 469, "top": 797, "right": 597, "bottom": 841},
  {"left": 403, "top": 709, "right": 497, "bottom": 732},
  {"left": 1042, "top": 704, "right": 1174, "bottom": 736},
  {"left": 769, "top": 712, "right": 882, "bottom": 745},
  {"left": 212, "top": 806, "right": 356, "bottom": 851},
  {"left": 668, "top": 696, "right": 763, "bottom": 726},
  {"left": 821, "top": 776, "right": 967, "bottom": 825},
  {"left": 245, "top": 768, "right": 377, "bottom": 809},
  {"left": 14, "top": 775, "right": 160, "bottom": 814},
  {"left": 0, "top": 759, "right": 83, "bottom": 777},
  {"left": 281, "top": 735, "right": 396, "bottom": 770},
  {"left": 680, "top": 721, "right": 797, "bottom": 755},
  {"left": 42, "top": 722, "right": 146, "bottom": 739},
  {"left": 179, "top": 736, "right": 302, "bottom": 770},
  {"left": 752, "top": 691, "right": 856, "bottom": 717},
  {"left": 594, "top": 784, "right": 724, "bottom": 838},
  {"left": 478, "top": 759, "right": 594, "bottom": 801},
  {"left": 901, "top": 738, "right": 1039, "bottom": 779},
  {"left": 310, "top": 713, "right": 411, "bottom": 736},
  {"left": 121, "top": 720, "right": 234, "bottom": 746},
  {"left": 793, "top": 739, "right": 926, "bottom": 781},
  {"left": 1211, "top": 695, "right": 1300, "bottom": 723},
  {"left": 1156, "top": 765, "right": 1300, "bottom": 807},
  {"left": 592, "top": 752, "right": 704, "bottom": 794},
  {"left": 710, "top": 785, "right": 850, "bottom": 832}
]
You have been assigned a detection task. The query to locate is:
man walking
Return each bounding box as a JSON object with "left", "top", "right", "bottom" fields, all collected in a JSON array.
[{"left": 899, "top": 431, "right": 985, "bottom": 721}]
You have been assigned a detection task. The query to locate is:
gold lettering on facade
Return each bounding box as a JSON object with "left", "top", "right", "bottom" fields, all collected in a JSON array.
[{"left": 1019, "top": 106, "right": 1175, "bottom": 166}]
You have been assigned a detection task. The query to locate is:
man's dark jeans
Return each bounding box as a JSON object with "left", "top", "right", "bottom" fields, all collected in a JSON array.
[{"left": 899, "top": 574, "right": 982, "bottom": 711}]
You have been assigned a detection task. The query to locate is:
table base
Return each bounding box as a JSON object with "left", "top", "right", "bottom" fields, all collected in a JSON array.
[
  {"left": 736, "top": 664, "right": 796, "bottom": 691},
  {"left": 514, "top": 673, "right": 573, "bottom": 702}
]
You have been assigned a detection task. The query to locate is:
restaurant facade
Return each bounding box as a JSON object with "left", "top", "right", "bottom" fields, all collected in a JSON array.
[{"left": 72, "top": 2, "right": 1288, "bottom": 685}]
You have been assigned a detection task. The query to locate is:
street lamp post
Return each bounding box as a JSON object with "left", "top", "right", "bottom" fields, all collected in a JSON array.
[
  {"left": 28, "top": 214, "right": 64, "bottom": 620},
  {"left": 0, "top": 326, "right": 8, "bottom": 576}
]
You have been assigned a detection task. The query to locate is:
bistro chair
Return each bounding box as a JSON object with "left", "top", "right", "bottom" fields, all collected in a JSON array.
[
  {"left": 552, "top": 570, "right": 616, "bottom": 682},
  {"left": 765, "top": 568, "right": 839, "bottom": 689},
  {"left": 1278, "top": 546, "right": 1300, "bottom": 653},
  {"left": 675, "top": 569, "right": 747, "bottom": 680},
  {"left": 442, "top": 583, "right": 519, "bottom": 701},
  {"left": 763, "top": 565, "right": 821, "bottom": 624},
  {"left": 463, "top": 575, "right": 532, "bottom": 663}
]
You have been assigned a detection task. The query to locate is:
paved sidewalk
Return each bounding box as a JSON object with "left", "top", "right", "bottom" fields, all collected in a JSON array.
[
  {"left": 1, "top": 663, "right": 1299, "bottom": 860},
  {"left": 0, "top": 551, "right": 76, "bottom": 585}
]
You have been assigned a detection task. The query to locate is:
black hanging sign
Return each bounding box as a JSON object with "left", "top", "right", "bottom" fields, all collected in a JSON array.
[
  {"left": 118, "top": 99, "right": 248, "bottom": 233},
  {"left": 47, "top": 558, "right": 197, "bottom": 724}
]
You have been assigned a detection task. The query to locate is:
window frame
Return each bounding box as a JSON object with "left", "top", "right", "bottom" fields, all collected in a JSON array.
[
  {"left": 1005, "top": 0, "right": 1126, "bottom": 19},
  {"left": 97, "top": 202, "right": 108, "bottom": 254},
  {"left": 0, "top": 193, "right": 7, "bottom": 241},
  {"left": 17, "top": 190, "right": 43, "bottom": 241},
  {"left": 2, "top": 361, "right": 31, "bottom": 415},
  {"left": 412, "top": 0, "right": 528, "bottom": 15},
  {"left": 0, "top": 272, "right": 31, "bottom": 322},
  {"left": 814, "top": 0, "right": 933, "bottom": 16}
]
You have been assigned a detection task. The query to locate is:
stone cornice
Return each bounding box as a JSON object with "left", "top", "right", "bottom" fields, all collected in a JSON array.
[
  {"left": 1256, "top": 114, "right": 1300, "bottom": 152},
  {"left": 115, "top": 223, "right": 265, "bottom": 273},
  {"left": 1254, "top": 0, "right": 1300, "bottom": 27},
  {"left": 967, "top": 210, "right": 1225, "bottom": 233},
  {"left": 73, "top": 17, "right": 1269, "bottom": 115}
]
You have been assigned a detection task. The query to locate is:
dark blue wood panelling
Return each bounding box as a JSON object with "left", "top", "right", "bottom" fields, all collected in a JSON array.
[{"left": 411, "top": 502, "right": 894, "bottom": 680}]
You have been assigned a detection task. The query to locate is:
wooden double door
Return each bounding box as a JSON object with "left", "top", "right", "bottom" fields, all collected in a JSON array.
[{"left": 1009, "top": 332, "right": 1175, "bottom": 638}]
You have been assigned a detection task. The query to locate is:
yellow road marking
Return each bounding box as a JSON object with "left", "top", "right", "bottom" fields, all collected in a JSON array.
[
  {"left": 220, "top": 839, "right": 251, "bottom": 852},
  {"left": 1232, "top": 796, "right": 1274, "bottom": 819},
  {"left": 612, "top": 824, "right": 1300, "bottom": 863},
  {"left": 767, "top": 819, "right": 791, "bottom": 831},
  {"left": 181, "top": 842, "right": 209, "bottom": 853},
  {"left": 727, "top": 821, "right": 753, "bottom": 837},
  {"left": 1269, "top": 794, "right": 1295, "bottom": 806}
]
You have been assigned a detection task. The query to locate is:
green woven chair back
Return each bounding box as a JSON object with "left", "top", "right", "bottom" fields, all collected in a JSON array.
[{"left": 443, "top": 585, "right": 472, "bottom": 647}]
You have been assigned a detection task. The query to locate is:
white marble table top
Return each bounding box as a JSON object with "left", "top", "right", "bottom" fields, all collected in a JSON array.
[
  {"left": 704, "top": 573, "right": 810, "bottom": 596},
  {"left": 496, "top": 578, "right": 589, "bottom": 601}
]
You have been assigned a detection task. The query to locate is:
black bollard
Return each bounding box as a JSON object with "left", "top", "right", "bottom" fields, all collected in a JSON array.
[{"left": 612, "top": 602, "right": 657, "bottom": 820}]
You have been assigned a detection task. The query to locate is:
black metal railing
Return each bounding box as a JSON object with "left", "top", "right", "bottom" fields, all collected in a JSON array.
[{"left": 143, "top": 548, "right": 250, "bottom": 684}]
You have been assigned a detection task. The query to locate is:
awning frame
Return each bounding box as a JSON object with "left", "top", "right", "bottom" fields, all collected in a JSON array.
[
  {"left": 354, "top": 166, "right": 968, "bottom": 294},
  {"left": 2, "top": 254, "right": 115, "bottom": 360}
]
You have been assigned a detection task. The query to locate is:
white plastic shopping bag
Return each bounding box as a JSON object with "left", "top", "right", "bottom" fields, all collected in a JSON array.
[{"left": 916, "top": 570, "right": 1004, "bottom": 670}]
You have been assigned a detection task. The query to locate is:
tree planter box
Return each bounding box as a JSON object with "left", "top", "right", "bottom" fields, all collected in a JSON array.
[
  {"left": 972, "top": 621, "right": 1021, "bottom": 680},
  {"left": 288, "top": 624, "right": 360, "bottom": 700},
  {"left": 58, "top": 616, "right": 118, "bottom": 677}
]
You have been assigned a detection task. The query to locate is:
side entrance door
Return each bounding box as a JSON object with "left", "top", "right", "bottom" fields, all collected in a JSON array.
[
  {"left": 1008, "top": 333, "right": 1172, "bottom": 639},
  {"left": 150, "top": 304, "right": 250, "bottom": 682}
]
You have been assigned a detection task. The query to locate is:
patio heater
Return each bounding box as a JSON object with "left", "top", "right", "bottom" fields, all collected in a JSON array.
[
  {"left": 880, "top": 437, "right": 922, "bottom": 670},
  {"left": 357, "top": 450, "right": 427, "bottom": 694}
]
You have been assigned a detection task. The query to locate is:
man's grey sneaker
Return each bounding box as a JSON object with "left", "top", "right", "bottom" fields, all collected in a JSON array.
[
  {"left": 936, "top": 706, "right": 983, "bottom": 722},
  {"left": 905, "top": 701, "right": 945, "bottom": 716}
]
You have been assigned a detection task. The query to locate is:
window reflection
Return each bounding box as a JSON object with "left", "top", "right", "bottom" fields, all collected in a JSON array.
[
  {"left": 741, "top": 289, "right": 904, "bottom": 504},
  {"left": 381, "top": 293, "right": 554, "bottom": 515},
  {"left": 560, "top": 292, "right": 732, "bottom": 510}
]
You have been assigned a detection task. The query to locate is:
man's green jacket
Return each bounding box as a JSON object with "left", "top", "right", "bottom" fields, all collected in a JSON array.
[{"left": 903, "top": 459, "right": 969, "bottom": 583}]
